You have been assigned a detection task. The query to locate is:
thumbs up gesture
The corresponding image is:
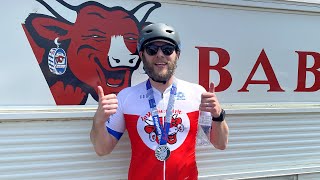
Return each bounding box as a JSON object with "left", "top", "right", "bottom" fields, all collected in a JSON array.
[
  {"left": 94, "top": 86, "right": 118, "bottom": 125},
  {"left": 200, "top": 82, "right": 222, "bottom": 118}
]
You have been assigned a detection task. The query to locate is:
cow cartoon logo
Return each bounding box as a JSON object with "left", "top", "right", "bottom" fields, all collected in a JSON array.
[
  {"left": 138, "top": 112, "right": 190, "bottom": 151},
  {"left": 22, "top": 0, "right": 161, "bottom": 105}
]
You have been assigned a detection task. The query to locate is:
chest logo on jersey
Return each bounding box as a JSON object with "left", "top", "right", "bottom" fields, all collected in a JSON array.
[
  {"left": 176, "top": 92, "right": 186, "bottom": 100},
  {"left": 139, "top": 91, "right": 186, "bottom": 100},
  {"left": 144, "top": 114, "right": 184, "bottom": 144},
  {"left": 137, "top": 111, "right": 190, "bottom": 151}
]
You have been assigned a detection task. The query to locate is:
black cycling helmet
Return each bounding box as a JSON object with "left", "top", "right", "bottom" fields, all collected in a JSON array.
[{"left": 137, "top": 23, "right": 181, "bottom": 52}]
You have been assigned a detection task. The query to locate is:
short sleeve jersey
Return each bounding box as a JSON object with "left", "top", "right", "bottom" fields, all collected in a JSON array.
[{"left": 106, "top": 78, "right": 208, "bottom": 180}]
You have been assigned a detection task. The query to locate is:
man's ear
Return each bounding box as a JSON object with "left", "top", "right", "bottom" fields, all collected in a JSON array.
[
  {"left": 176, "top": 51, "right": 180, "bottom": 59},
  {"left": 139, "top": 51, "right": 143, "bottom": 58}
]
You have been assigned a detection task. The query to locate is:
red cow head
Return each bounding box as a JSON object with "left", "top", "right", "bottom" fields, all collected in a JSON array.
[{"left": 22, "top": 0, "right": 161, "bottom": 105}]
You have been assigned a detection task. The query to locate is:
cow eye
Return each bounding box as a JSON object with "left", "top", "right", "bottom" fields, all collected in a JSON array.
[
  {"left": 127, "top": 37, "right": 135, "bottom": 40},
  {"left": 124, "top": 37, "right": 137, "bottom": 42},
  {"left": 91, "top": 35, "right": 103, "bottom": 38},
  {"left": 124, "top": 33, "right": 138, "bottom": 43},
  {"left": 81, "top": 34, "right": 105, "bottom": 41}
]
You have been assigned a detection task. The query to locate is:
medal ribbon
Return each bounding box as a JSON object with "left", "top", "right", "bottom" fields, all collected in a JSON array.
[{"left": 146, "top": 79, "right": 177, "bottom": 145}]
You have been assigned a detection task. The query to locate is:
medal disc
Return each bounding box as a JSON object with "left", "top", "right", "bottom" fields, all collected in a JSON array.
[{"left": 155, "top": 145, "right": 171, "bottom": 161}]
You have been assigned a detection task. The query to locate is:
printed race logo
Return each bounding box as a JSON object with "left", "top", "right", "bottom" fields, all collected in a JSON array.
[
  {"left": 137, "top": 111, "right": 190, "bottom": 151},
  {"left": 22, "top": 0, "right": 161, "bottom": 105},
  {"left": 48, "top": 39, "right": 68, "bottom": 75}
]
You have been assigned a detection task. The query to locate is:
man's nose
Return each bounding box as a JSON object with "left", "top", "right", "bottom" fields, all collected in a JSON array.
[{"left": 156, "top": 47, "right": 165, "bottom": 57}]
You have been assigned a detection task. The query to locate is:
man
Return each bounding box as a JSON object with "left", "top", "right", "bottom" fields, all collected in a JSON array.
[{"left": 90, "top": 23, "right": 229, "bottom": 180}]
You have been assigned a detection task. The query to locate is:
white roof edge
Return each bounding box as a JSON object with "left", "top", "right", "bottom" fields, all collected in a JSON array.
[
  {"left": 1, "top": 103, "right": 320, "bottom": 121},
  {"left": 171, "top": 0, "right": 320, "bottom": 13}
]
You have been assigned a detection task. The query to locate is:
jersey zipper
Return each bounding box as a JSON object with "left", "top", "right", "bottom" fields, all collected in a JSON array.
[{"left": 160, "top": 92, "right": 166, "bottom": 180}]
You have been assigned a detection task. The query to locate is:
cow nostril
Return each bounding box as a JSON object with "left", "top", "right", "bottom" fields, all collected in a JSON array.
[
  {"left": 129, "top": 58, "right": 135, "bottom": 64},
  {"left": 112, "top": 57, "right": 120, "bottom": 63}
]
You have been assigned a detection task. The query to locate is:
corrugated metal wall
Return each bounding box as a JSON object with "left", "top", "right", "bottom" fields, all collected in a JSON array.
[
  {"left": 1, "top": 105, "right": 320, "bottom": 180},
  {"left": 198, "top": 105, "right": 320, "bottom": 179}
]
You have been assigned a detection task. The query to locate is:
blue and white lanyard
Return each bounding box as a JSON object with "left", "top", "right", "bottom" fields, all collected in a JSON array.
[{"left": 146, "top": 79, "right": 177, "bottom": 145}]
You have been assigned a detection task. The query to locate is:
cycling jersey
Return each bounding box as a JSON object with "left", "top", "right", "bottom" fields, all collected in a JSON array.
[{"left": 106, "top": 78, "right": 209, "bottom": 180}]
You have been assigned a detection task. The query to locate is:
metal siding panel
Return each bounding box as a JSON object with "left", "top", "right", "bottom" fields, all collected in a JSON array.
[
  {"left": 197, "top": 110, "right": 320, "bottom": 179},
  {"left": 248, "top": 175, "right": 297, "bottom": 180},
  {"left": 1, "top": 107, "right": 320, "bottom": 180},
  {"left": 0, "top": 120, "right": 130, "bottom": 180},
  {"left": 299, "top": 173, "right": 320, "bottom": 180}
]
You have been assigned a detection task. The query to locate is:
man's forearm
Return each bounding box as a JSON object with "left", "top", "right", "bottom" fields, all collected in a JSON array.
[
  {"left": 90, "top": 121, "right": 117, "bottom": 156},
  {"left": 210, "top": 121, "right": 229, "bottom": 150}
]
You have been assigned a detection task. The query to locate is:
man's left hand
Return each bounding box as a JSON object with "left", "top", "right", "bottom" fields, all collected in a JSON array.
[{"left": 199, "top": 82, "right": 222, "bottom": 118}]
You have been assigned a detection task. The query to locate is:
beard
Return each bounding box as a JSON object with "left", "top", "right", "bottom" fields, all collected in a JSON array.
[{"left": 142, "top": 55, "right": 177, "bottom": 83}]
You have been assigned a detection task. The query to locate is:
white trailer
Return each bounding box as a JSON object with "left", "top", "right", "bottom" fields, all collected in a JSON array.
[{"left": 1, "top": 0, "right": 320, "bottom": 179}]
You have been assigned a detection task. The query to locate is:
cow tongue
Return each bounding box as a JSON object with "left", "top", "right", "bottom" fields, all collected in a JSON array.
[{"left": 107, "top": 78, "right": 123, "bottom": 87}]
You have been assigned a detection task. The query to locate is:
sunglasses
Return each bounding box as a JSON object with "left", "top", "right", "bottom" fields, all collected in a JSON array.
[{"left": 144, "top": 44, "right": 176, "bottom": 56}]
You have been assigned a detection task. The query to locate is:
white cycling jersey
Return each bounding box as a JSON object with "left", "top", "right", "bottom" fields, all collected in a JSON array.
[{"left": 106, "top": 77, "right": 209, "bottom": 180}]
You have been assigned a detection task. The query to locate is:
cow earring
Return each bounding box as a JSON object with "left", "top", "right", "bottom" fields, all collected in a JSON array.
[{"left": 48, "top": 37, "right": 68, "bottom": 75}]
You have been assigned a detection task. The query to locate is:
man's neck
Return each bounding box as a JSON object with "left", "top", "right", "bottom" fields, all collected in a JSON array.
[{"left": 149, "top": 76, "right": 174, "bottom": 93}]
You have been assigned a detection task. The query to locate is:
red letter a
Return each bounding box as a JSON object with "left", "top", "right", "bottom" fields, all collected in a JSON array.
[{"left": 238, "top": 49, "right": 284, "bottom": 92}]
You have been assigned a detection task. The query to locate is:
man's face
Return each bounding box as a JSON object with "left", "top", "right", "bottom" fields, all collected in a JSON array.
[{"left": 140, "top": 40, "right": 179, "bottom": 82}]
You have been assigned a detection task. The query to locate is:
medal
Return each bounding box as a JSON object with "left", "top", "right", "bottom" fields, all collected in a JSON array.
[
  {"left": 155, "top": 145, "right": 171, "bottom": 161},
  {"left": 146, "top": 80, "right": 176, "bottom": 162}
]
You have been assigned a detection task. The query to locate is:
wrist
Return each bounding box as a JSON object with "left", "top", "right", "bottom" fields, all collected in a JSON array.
[
  {"left": 93, "top": 114, "right": 108, "bottom": 127},
  {"left": 211, "top": 109, "right": 225, "bottom": 122}
]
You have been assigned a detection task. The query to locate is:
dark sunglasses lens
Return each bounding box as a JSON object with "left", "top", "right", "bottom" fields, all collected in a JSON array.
[
  {"left": 145, "top": 44, "right": 176, "bottom": 56},
  {"left": 145, "top": 45, "right": 158, "bottom": 56},
  {"left": 161, "top": 45, "right": 175, "bottom": 56}
]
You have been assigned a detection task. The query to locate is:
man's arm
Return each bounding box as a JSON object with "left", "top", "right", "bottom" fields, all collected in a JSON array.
[
  {"left": 199, "top": 82, "right": 229, "bottom": 150},
  {"left": 90, "top": 116, "right": 118, "bottom": 156},
  {"left": 210, "top": 120, "right": 229, "bottom": 150},
  {"left": 90, "top": 86, "right": 119, "bottom": 156}
]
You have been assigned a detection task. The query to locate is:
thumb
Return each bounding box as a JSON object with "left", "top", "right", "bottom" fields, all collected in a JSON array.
[
  {"left": 209, "top": 82, "right": 215, "bottom": 93},
  {"left": 97, "top": 86, "right": 105, "bottom": 99}
]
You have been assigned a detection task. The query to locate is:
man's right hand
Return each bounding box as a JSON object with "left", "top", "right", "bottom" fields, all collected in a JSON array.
[
  {"left": 91, "top": 86, "right": 119, "bottom": 156},
  {"left": 94, "top": 86, "right": 118, "bottom": 125}
]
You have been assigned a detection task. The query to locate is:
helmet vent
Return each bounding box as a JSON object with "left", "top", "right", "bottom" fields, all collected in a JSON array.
[
  {"left": 166, "top": 30, "right": 173, "bottom": 34},
  {"left": 146, "top": 30, "right": 153, "bottom": 33}
]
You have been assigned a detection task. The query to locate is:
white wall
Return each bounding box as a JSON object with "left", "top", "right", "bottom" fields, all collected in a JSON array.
[{"left": 2, "top": 0, "right": 320, "bottom": 105}]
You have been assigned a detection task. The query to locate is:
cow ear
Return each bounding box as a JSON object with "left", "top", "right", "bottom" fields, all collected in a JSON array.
[
  {"left": 29, "top": 16, "right": 72, "bottom": 41},
  {"left": 131, "top": 1, "right": 161, "bottom": 24}
]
